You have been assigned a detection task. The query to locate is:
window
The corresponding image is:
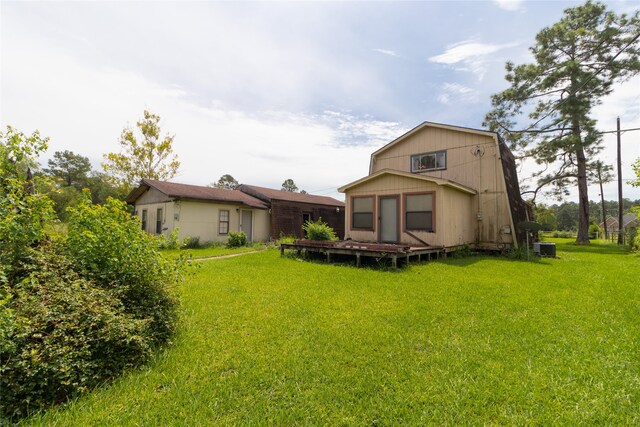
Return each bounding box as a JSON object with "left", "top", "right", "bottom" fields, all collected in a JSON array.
[
  {"left": 141, "top": 209, "right": 148, "bottom": 231},
  {"left": 405, "top": 193, "right": 433, "bottom": 231},
  {"left": 411, "top": 151, "right": 446, "bottom": 172},
  {"left": 218, "top": 210, "right": 229, "bottom": 235},
  {"left": 156, "top": 208, "right": 163, "bottom": 234},
  {"left": 352, "top": 196, "right": 374, "bottom": 230}
]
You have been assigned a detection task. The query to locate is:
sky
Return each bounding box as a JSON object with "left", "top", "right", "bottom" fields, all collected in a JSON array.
[{"left": 2, "top": 0, "right": 640, "bottom": 204}]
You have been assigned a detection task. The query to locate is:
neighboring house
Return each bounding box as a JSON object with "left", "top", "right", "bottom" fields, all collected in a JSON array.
[
  {"left": 599, "top": 214, "right": 640, "bottom": 234},
  {"left": 126, "top": 179, "right": 346, "bottom": 243},
  {"left": 126, "top": 179, "right": 270, "bottom": 243},
  {"left": 338, "top": 122, "right": 531, "bottom": 250},
  {"left": 237, "top": 184, "right": 345, "bottom": 239}
]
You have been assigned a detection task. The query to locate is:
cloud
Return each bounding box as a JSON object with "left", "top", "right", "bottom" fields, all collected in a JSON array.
[
  {"left": 493, "top": 0, "right": 523, "bottom": 11},
  {"left": 1, "top": 29, "right": 407, "bottom": 200},
  {"left": 372, "top": 48, "right": 400, "bottom": 57},
  {"left": 429, "top": 40, "right": 519, "bottom": 80},
  {"left": 437, "top": 83, "right": 480, "bottom": 105}
]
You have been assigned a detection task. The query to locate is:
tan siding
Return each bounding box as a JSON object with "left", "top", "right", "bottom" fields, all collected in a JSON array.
[
  {"left": 343, "top": 173, "right": 475, "bottom": 248},
  {"left": 368, "top": 125, "right": 515, "bottom": 248},
  {"left": 134, "top": 202, "right": 175, "bottom": 237},
  {"left": 134, "top": 200, "right": 269, "bottom": 243},
  {"left": 135, "top": 187, "right": 172, "bottom": 204}
]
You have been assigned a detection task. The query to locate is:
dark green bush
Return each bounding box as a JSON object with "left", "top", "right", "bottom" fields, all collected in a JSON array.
[
  {"left": 302, "top": 218, "right": 338, "bottom": 241},
  {"left": 0, "top": 245, "right": 150, "bottom": 421},
  {"left": 156, "top": 228, "right": 184, "bottom": 250},
  {"left": 66, "top": 196, "right": 182, "bottom": 345},
  {"left": 183, "top": 236, "right": 201, "bottom": 249},
  {"left": 227, "top": 231, "right": 248, "bottom": 248}
]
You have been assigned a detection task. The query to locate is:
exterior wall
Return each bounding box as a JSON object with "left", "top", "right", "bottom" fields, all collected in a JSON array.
[
  {"left": 133, "top": 200, "right": 176, "bottom": 237},
  {"left": 270, "top": 200, "right": 345, "bottom": 239},
  {"left": 134, "top": 198, "right": 269, "bottom": 243},
  {"left": 371, "top": 126, "right": 514, "bottom": 247},
  {"left": 343, "top": 174, "right": 474, "bottom": 248},
  {"left": 135, "top": 187, "right": 173, "bottom": 204}
]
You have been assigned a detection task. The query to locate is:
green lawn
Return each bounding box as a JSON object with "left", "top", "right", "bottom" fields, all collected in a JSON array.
[
  {"left": 161, "top": 242, "right": 267, "bottom": 260},
  {"left": 23, "top": 240, "right": 640, "bottom": 425}
]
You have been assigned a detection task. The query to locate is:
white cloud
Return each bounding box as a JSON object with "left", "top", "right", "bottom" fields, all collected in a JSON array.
[
  {"left": 429, "top": 40, "right": 519, "bottom": 80},
  {"left": 1, "top": 29, "right": 407, "bottom": 201},
  {"left": 372, "top": 48, "right": 400, "bottom": 57},
  {"left": 437, "top": 83, "right": 479, "bottom": 105},
  {"left": 493, "top": 0, "right": 524, "bottom": 11}
]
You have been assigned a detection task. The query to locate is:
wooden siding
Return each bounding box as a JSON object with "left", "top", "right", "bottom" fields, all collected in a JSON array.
[
  {"left": 371, "top": 126, "right": 497, "bottom": 190},
  {"left": 134, "top": 186, "right": 173, "bottom": 205},
  {"left": 369, "top": 125, "right": 515, "bottom": 248},
  {"left": 270, "top": 200, "right": 345, "bottom": 240},
  {"left": 343, "top": 174, "right": 476, "bottom": 247}
]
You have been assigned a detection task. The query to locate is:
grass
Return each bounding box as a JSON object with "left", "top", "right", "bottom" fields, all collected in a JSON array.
[
  {"left": 22, "top": 239, "right": 640, "bottom": 425},
  {"left": 161, "top": 242, "right": 267, "bottom": 260}
]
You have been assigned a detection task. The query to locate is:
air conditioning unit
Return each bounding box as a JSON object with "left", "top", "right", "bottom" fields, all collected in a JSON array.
[{"left": 533, "top": 242, "right": 556, "bottom": 257}]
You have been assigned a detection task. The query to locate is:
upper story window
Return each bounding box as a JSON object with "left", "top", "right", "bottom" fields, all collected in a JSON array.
[{"left": 411, "top": 150, "right": 446, "bottom": 173}]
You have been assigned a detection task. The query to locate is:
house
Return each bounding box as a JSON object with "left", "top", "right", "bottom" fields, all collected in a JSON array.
[
  {"left": 237, "top": 184, "right": 345, "bottom": 239},
  {"left": 599, "top": 214, "right": 640, "bottom": 234},
  {"left": 125, "top": 179, "right": 270, "bottom": 243},
  {"left": 126, "top": 179, "right": 345, "bottom": 243},
  {"left": 338, "top": 122, "right": 531, "bottom": 250}
]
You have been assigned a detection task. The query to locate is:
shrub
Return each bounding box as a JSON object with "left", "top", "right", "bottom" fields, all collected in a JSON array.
[
  {"left": 302, "top": 218, "right": 338, "bottom": 241},
  {"left": 628, "top": 227, "right": 639, "bottom": 252},
  {"left": 0, "top": 245, "right": 150, "bottom": 421},
  {"left": 227, "top": 231, "right": 248, "bottom": 248},
  {"left": 156, "top": 228, "right": 183, "bottom": 250},
  {"left": 66, "top": 195, "right": 182, "bottom": 345},
  {"left": 183, "top": 236, "right": 201, "bottom": 249},
  {"left": 277, "top": 234, "right": 296, "bottom": 245},
  {"left": 0, "top": 127, "right": 54, "bottom": 283}
]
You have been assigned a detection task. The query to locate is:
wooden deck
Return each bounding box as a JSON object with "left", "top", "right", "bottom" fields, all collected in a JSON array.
[{"left": 280, "top": 240, "right": 445, "bottom": 268}]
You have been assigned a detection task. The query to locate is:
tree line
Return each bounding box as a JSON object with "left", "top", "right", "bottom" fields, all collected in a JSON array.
[
  {"left": 535, "top": 198, "right": 640, "bottom": 232},
  {"left": 34, "top": 110, "right": 308, "bottom": 221}
]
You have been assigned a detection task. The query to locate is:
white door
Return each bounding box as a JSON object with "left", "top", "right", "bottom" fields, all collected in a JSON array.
[
  {"left": 240, "top": 210, "right": 253, "bottom": 241},
  {"left": 379, "top": 197, "right": 398, "bottom": 243}
]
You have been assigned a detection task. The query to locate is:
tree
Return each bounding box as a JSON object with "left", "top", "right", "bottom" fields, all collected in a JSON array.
[
  {"left": 533, "top": 203, "right": 558, "bottom": 231},
  {"left": 281, "top": 178, "right": 299, "bottom": 192},
  {"left": 631, "top": 157, "right": 640, "bottom": 187},
  {"left": 44, "top": 150, "right": 91, "bottom": 188},
  {"left": 102, "top": 110, "right": 180, "bottom": 192},
  {"left": 484, "top": 1, "right": 640, "bottom": 244},
  {"left": 590, "top": 160, "right": 614, "bottom": 238},
  {"left": 0, "top": 126, "right": 54, "bottom": 275},
  {"left": 210, "top": 174, "right": 239, "bottom": 190}
]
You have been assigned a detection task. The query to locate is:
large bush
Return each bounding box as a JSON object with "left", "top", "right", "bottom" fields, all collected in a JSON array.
[
  {"left": 227, "top": 231, "right": 248, "bottom": 248},
  {"left": 0, "top": 245, "right": 150, "bottom": 420},
  {"left": 66, "top": 195, "right": 182, "bottom": 344},
  {"left": 0, "top": 127, "right": 54, "bottom": 282},
  {"left": 1, "top": 127, "right": 185, "bottom": 422},
  {"left": 302, "top": 218, "right": 338, "bottom": 241}
]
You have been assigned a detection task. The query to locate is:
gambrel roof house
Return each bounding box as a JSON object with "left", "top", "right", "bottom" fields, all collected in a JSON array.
[
  {"left": 338, "top": 121, "right": 531, "bottom": 250},
  {"left": 126, "top": 179, "right": 345, "bottom": 243}
]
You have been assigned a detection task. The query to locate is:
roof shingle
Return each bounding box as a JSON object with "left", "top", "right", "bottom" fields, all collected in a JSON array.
[{"left": 126, "top": 179, "right": 269, "bottom": 209}]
